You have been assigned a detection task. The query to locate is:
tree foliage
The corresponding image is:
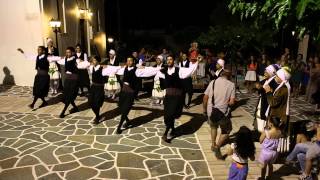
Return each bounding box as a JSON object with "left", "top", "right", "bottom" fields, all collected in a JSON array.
[
  {"left": 228, "top": 0, "right": 320, "bottom": 40},
  {"left": 197, "top": 24, "right": 275, "bottom": 53}
]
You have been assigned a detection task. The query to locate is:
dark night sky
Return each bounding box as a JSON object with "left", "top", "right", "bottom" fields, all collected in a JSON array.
[{"left": 106, "top": 0, "right": 216, "bottom": 35}]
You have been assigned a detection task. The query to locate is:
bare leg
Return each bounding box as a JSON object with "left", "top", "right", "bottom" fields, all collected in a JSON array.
[
  {"left": 260, "top": 164, "right": 267, "bottom": 179},
  {"left": 210, "top": 127, "right": 217, "bottom": 150},
  {"left": 267, "top": 163, "right": 273, "bottom": 177}
]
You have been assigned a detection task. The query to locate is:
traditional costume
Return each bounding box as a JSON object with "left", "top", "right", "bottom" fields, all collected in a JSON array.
[
  {"left": 102, "top": 65, "right": 160, "bottom": 134},
  {"left": 155, "top": 61, "right": 198, "bottom": 142},
  {"left": 75, "top": 52, "right": 90, "bottom": 95}
]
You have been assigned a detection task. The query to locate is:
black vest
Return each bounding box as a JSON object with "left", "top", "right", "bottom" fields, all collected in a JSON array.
[
  {"left": 65, "top": 56, "right": 78, "bottom": 74},
  {"left": 180, "top": 60, "right": 190, "bottom": 68},
  {"left": 123, "top": 67, "right": 137, "bottom": 89},
  {"left": 162, "top": 67, "right": 181, "bottom": 89},
  {"left": 36, "top": 55, "right": 49, "bottom": 71},
  {"left": 76, "top": 52, "right": 85, "bottom": 60},
  {"left": 92, "top": 66, "right": 104, "bottom": 84}
]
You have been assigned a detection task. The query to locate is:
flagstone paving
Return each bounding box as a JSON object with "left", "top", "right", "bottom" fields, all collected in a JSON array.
[
  {"left": 0, "top": 86, "right": 212, "bottom": 180},
  {"left": 0, "top": 85, "right": 319, "bottom": 179}
]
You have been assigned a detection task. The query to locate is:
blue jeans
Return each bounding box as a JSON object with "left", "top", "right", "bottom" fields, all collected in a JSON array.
[
  {"left": 286, "top": 143, "right": 309, "bottom": 171},
  {"left": 287, "top": 142, "right": 320, "bottom": 171}
]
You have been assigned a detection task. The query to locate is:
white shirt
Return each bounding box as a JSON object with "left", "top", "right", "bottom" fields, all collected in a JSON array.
[
  {"left": 231, "top": 143, "right": 248, "bottom": 163},
  {"left": 155, "top": 62, "right": 198, "bottom": 80}
]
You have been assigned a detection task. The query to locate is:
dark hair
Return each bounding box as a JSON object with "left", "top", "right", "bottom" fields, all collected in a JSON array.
[
  {"left": 38, "top": 46, "right": 46, "bottom": 51},
  {"left": 75, "top": 43, "right": 82, "bottom": 48},
  {"left": 166, "top": 54, "right": 175, "bottom": 60},
  {"left": 234, "top": 126, "right": 256, "bottom": 159},
  {"left": 66, "top": 47, "right": 75, "bottom": 52},
  {"left": 220, "top": 69, "right": 232, "bottom": 79},
  {"left": 268, "top": 116, "right": 281, "bottom": 128},
  {"left": 93, "top": 55, "right": 101, "bottom": 63}
]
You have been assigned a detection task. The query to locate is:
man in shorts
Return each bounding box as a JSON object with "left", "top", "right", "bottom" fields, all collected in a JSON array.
[{"left": 203, "top": 69, "right": 235, "bottom": 159}]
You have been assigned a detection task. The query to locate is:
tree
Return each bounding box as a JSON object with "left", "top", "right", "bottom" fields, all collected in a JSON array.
[
  {"left": 228, "top": 0, "right": 320, "bottom": 41},
  {"left": 197, "top": 24, "right": 275, "bottom": 54}
]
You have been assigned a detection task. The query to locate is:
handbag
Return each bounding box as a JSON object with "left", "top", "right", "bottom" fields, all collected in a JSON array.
[{"left": 210, "top": 79, "right": 228, "bottom": 123}]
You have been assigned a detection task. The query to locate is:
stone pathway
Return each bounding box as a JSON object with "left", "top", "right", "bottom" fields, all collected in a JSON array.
[
  {"left": 0, "top": 85, "right": 319, "bottom": 180},
  {"left": 0, "top": 86, "right": 211, "bottom": 180}
]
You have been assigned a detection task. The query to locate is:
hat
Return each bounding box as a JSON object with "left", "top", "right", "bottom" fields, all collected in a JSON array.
[
  {"left": 276, "top": 67, "right": 291, "bottom": 82},
  {"left": 109, "top": 49, "right": 116, "bottom": 55},
  {"left": 217, "top": 59, "right": 225, "bottom": 68},
  {"left": 265, "top": 64, "right": 280, "bottom": 76},
  {"left": 156, "top": 55, "right": 163, "bottom": 61}
]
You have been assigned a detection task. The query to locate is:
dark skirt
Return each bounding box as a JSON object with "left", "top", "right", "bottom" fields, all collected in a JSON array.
[
  {"left": 89, "top": 84, "right": 105, "bottom": 109},
  {"left": 78, "top": 69, "right": 90, "bottom": 87},
  {"left": 33, "top": 73, "right": 50, "bottom": 98},
  {"left": 164, "top": 94, "right": 184, "bottom": 120},
  {"left": 118, "top": 91, "right": 135, "bottom": 116},
  {"left": 63, "top": 74, "right": 78, "bottom": 104}
]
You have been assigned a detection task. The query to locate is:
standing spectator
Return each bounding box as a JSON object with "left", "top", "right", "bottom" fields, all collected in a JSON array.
[
  {"left": 264, "top": 67, "right": 291, "bottom": 130},
  {"left": 306, "top": 57, "right": 320, "bottom": 111},
  {"left": 257, "top": 54, "right": 268, "bottom": 81},
  {"left": 189, "top": 42, "right": 199, "bottom": 63},
  {"left": 254, "top": 64, "right": 279, "bottom": 132},
  {"left": 160, "top": 48, "right": 169, "bottom": 63},
  {"left": 258, "top": 116, "right": 282, "bottom": 179},
  {"left": 245, "top": 55, "right": 257, "bottom": 93},
  {"left": 203, "top": 69, "right": 235, "bottom": 159},
  {"left": 104, "top": 49, "right": 121, "bottom": 99}
]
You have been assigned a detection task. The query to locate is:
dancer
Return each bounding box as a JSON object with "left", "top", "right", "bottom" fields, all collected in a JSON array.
[
  {"left": 155, "top": 55, "right": 198, "bottom": 142},
  {"left": 75, "top": 44, "right": 90, "bottom": 96},
  {"left": 102, "top": 56, "right": 161, "bottom": 134},
  {"left": 88, "top": 56, "right": 106, "bottom": 124},
  {"left": 48, "top": 47, "right": 90, "bottom": 118},
  {"left": 179, "top": 53, "right": 193, "bottom": 109},
  {"left": 17, "top": 46, "right": 50, "bottom": 109}
]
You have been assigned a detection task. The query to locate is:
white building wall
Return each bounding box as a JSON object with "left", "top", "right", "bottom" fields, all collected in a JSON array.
[{"left": 0, "top": 0, "right": 43, "bottom": 86}]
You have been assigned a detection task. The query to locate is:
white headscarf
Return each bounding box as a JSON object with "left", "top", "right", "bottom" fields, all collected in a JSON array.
[
  {"left": 217, "top": 59, "right": 225, "bottom": 69},
  {"left": 265, "top": 67, "right": 291, "bottom": 117}
]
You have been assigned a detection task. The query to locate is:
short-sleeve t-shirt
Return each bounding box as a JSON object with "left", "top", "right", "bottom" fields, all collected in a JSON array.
[{"left": 204, "top": 77, "right": 235, "bottom": 116}]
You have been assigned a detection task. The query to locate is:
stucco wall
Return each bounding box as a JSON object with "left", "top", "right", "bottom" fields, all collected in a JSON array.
[{"left": 0, "top": 0, "right": 43, "bottom": 86}]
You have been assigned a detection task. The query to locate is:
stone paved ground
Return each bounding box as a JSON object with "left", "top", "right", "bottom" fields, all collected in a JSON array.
[
  {"left": 0, "top": 85, "right": 319, "bottom": 179},
  {"left": 0, "top": 86, "right": 211, "bottom": 180}
]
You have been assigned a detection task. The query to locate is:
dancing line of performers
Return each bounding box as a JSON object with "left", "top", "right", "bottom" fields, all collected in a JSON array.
[{"left": 17, "top": 45, "right": 199, "bottom": 143}]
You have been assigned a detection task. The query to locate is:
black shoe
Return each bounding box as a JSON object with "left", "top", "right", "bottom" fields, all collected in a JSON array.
[
  {"left": 39, "top": 102, "right": 48, "bottom": 108},
  {"left": 59, "top": 113, "right": 65, "bottom": 118},
  {"left": 123, "top": 121, "right": 131, "bottom": 129},
  {"left": 69, "top": 108, "right": 79, "bottom": 114},
  {"left": 93, "top": 120, "right": 99, "bottom": 125},
  {"left": 162, "top": 135, "right": 171, "bottom": 143},
  {"left": 214, "top": 148, "right": 224, "bottom": 160},
  {"left": 79, "top": 92, "right": 85, "bottom": 97},
  {"left": 116, "top": 128, "right": 122, "bottom": 134},
  {"left": 28, "top": 104, "right": 34, "bottom": 109}
]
